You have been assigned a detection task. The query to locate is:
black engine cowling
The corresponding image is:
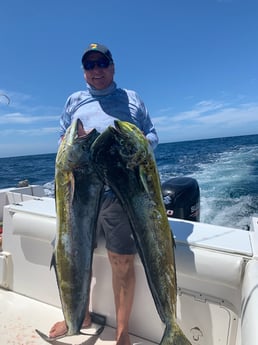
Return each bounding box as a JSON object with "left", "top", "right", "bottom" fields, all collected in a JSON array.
[{"left": 161, "top": 177, "right": 200, "bottom": 222}]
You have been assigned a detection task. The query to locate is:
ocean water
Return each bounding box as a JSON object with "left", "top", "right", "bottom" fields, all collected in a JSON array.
[{"left": 1, "top": 134, "right": 258, "bottom": 229}]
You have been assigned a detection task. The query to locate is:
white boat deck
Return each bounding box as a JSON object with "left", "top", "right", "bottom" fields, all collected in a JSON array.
[
  {"left": 0, "top": 289, "right": 157, "bottom": 345},
  {"left": 1, "top": 186, "right": 258, "bottom": 345}
]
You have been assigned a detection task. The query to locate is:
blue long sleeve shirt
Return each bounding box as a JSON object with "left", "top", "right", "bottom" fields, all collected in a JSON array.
[{"left": 59, "top": 82, "right": 159, "bottom": 149}]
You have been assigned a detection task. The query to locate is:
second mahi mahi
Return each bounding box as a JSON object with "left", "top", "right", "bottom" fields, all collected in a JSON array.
[{"left": 91, "top": 120, "right": 191, "bottom": 345}]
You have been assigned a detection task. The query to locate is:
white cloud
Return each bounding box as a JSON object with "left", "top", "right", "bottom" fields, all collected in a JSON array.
[
  {"left": 195, "top": 103, "right": 258, "bottom": 125},
  {"left": 153, "top": 100, "right": 258, "bottom": 142},
  {"left": 2, "top": 126, "right": 59, "bottom": 136},
  {"left": 0, "top": 112, "right": 59, "bottom": 124}
]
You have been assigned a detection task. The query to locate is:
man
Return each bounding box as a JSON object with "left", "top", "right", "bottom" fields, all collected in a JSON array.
[{"left": 49, "top": 43, "right": 159, "bottom": 345}]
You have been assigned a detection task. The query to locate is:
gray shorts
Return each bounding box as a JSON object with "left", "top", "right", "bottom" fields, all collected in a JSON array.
[{"left": 96, "top": 190, "right": 137, "bottom": 255}]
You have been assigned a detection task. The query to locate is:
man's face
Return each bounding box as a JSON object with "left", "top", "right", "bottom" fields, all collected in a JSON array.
[{"left": 83, "top": 52, "right": 115, "bottom": 90}]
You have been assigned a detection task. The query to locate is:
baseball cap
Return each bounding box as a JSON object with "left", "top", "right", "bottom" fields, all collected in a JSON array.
[{"left": 81, "top": 43, "right": 113, "bottom": 63}]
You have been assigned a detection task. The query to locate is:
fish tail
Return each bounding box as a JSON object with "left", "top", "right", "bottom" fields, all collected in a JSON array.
[{"left": 160, "top": 322, "right": 192, "bottom": 345}]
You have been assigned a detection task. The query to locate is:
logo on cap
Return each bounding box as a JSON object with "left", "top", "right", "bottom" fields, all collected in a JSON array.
[{"left": 90, "top": 43, "right": 98, "bottom": 50}]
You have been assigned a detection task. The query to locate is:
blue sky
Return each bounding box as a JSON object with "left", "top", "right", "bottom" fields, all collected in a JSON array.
[{"left": 0, "top": 0, "right": 257, "bottom": 158}]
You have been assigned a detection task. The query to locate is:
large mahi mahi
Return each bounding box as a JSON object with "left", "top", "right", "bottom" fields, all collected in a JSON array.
[
  {"left": 54, "top": 118, "right": 103, "bottom": 335},
  {"left": 91, "top": 121, "right": 191, "bottom": 345}
]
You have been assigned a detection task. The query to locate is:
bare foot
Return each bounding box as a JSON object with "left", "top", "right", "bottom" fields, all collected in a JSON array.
[{"left": 49, "top": 314, "right": 91, "bottom": 338}]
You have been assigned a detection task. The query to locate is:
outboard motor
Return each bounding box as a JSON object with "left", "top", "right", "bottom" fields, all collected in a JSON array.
[{"left": 161, "top": 177, "right": 200, "bottom": 222}]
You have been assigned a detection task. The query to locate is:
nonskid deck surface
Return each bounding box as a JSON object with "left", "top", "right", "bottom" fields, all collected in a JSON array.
[{"left": 0, "top": 289, "right": 157, "bottom": 345}]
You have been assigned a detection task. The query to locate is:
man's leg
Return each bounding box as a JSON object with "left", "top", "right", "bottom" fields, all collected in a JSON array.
[{"left": 108, "top": 251, "right": 135, "bottom": 345}]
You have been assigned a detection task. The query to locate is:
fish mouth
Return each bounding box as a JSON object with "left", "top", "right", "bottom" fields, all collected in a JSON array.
[
  {"left": 75, "top": 118, "right": 93, "bottom": 139},
  {"left": 113, "top": 120, "right": 128, "bottom": 133},
  {"left": 77, "top": 128, "right": 96, "bottom": 141},
  {"left": 109, "top": 120, "right": 129, "bottom": 140},
  {"left": 77, "top": 131, "right": 91, "bottom": 139},
  {"left": 109, "top": 120, "right": 120, "bottom": 134}
]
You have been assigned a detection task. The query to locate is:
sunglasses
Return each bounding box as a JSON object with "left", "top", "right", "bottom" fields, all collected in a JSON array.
[{"left": 83, "top": 58, "right": 112, "bottom": 71}]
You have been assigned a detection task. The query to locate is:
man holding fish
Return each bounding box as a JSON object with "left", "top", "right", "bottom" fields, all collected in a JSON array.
[{"left": 49, "top": 43, "right": 158, "bottom": 345}]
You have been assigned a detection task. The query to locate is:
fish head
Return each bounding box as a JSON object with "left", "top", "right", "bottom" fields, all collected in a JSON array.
[
  {"left": 56, "top": 119, "right": 99, "bottom": 171},
  {"left": 109, "top": 120, "right": 151, "bottom": 169},
  {"left": 91, "top": 120, "right": 159, "bottom": 200}
]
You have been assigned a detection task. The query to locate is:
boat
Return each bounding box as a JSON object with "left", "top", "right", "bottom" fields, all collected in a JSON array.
[{"left": 0, "top": 178, "right": 258, "bottom": 345}]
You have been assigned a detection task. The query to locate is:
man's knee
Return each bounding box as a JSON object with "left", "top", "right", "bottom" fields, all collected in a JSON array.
[{"left": 108, "top": 251, "right": 135, "bottom": 278}]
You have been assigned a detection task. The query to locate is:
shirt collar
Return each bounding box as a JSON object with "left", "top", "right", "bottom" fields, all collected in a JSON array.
[{"left": 87, "top": 82, "right": 117, "bottom": 96}]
